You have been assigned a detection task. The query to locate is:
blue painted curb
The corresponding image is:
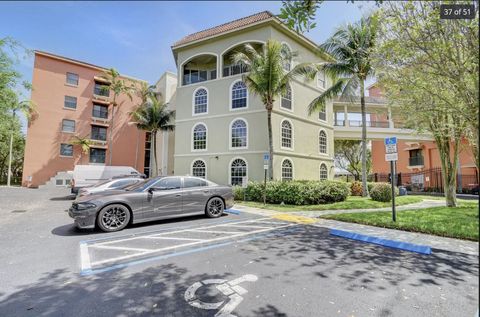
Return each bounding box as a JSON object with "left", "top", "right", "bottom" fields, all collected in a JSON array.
[
  {"left": 225, "top": 209, "right": 241, "bottom": 215},
  {"left": 330, "top": 229, "right": 432, "bottom": 255}
]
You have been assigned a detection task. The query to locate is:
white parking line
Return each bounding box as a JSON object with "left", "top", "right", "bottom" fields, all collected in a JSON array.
[
  {"left": 80, "top": 242, "right": 91, "bottom": 271},
  {"left": 91, "top": 218, "right": 273, "bottom": 246},
  {"left": 189, "top": 229, "right": 241, "bottom": 235},
  {"left": 88, "top": 223, "right": 295, "bottom": 267},
  {"left": 144, "top": 236, "right": 203, "bottom": 241},
  {"left": 91, "top": 245, "right": 153, "bottom": 252},
  {"left": 222, "top": 224, "right": 271, "bottom": 229}
]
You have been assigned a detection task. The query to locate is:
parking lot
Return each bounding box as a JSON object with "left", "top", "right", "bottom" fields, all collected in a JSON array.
[{"left": 0, "top": 186, "right": 478, "bottom": 317}]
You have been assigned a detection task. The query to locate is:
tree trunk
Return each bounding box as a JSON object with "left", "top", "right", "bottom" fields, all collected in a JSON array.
[
  {"left": 108, "top": 100, "right": 116, "bottom": 166},
  {"left": 437, "top": 137, "right": 458, "bottom": 207},
  {"left": 152, "top": 131, "right": 158, "bottom": 177},
  {"left": 360, "top": 80, "right": 368, "bottom": 197},
  {"left": 267, "top": 107, "right": 274, "bottom": 180}
]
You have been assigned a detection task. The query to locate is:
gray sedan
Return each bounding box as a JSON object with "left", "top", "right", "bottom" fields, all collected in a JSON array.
[{"left": 68, "top": 176, "right": 234, "bottom": 232}]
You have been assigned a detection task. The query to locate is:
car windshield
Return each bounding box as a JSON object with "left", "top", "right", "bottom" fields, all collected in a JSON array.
[{"left": 124, "top": 177, "right": 163, "bottom": 192}]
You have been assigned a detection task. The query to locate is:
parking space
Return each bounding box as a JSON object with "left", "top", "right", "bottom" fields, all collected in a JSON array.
[
  {"left": 0, "top": 187, "right": 478, "bottom": 317},
  {"left": 81, "top": 217, "right": 296, "bottom": 274}
]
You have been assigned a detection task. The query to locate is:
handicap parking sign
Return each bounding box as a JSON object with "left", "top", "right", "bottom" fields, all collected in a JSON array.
[{"left": 384, "top": 137, "right": 397, "bottom": 145}]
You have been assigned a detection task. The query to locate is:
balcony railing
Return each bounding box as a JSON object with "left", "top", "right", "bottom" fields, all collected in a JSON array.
[
  {"left": 348, "top": 120, "right": 390, "bottom": 128},
  {"left": 94, "top": 86, "right": 110, "bottom": 97},
  {"left": 92, "top": 109, "right": 108, "bottom": 119},
  {"left": 222, "top": 63, "right": 248, "bottom": 77},
  {"left": 182, "top": 69, "right": 216, "bottom": 86},
  {"left": 334, "top": 120, "right": 345, "bottom": 126},
  {"left": 409, "top": 156, "right": 424, "bottom": 166}
]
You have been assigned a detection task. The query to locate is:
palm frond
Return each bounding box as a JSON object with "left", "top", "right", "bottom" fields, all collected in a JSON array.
[{"left": 307, "top": 79, "right": 347, "bottom": 115}]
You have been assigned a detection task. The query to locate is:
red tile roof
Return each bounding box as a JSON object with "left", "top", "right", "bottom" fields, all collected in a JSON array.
[{"left": 173, "top": 11, "right": 275, "bottom": 47}]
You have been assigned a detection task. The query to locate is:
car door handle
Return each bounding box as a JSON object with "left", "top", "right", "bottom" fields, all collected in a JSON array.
[{"left": 176, "top": 194, "right": 182, "bottom": 197}]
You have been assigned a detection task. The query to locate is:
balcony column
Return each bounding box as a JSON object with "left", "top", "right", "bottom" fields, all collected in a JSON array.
[
  {"left": 388, "top": 106, "right": 394, "bottom": 128},
  {"left": 344, "top": 104, "right": 349, "bottom": 127}
]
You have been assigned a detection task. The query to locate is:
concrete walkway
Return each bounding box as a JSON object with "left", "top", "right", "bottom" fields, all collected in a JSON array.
[{"left": 235, "top": 203, "right": 479, "bottom": 256}]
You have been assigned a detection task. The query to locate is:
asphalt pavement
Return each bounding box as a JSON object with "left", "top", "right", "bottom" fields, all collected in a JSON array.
[{"left": 0, "top": 186, "right": 478, "bottom": 317}]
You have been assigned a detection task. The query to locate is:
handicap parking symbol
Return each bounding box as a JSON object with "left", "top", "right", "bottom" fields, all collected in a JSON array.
[{"left": 184, "top": 274, "right": 258, "bottom": 317}]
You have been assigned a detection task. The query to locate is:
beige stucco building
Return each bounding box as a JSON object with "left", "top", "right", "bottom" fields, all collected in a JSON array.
[{"left": 168, "top": 11, "right": 335, "bottom": 186}]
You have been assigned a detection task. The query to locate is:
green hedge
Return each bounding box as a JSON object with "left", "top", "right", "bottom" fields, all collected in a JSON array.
[
  {"left": 233, "top": 180, "right": 350, "bottom": 205},
  {"left": 370, "top": 182, "right": 399, "bottom": 202}
]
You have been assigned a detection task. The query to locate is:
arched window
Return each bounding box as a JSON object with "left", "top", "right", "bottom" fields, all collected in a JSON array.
[
  {"left": 320, "top": 163, "right": 328, "bottom": 180},
  {"left": 192, "top": 124, "right": 207, "bottom": 150},
  {"left": 281, "top": 120, "right": 293, "bottom": 149},
  {"left": 281, "top": 84, "right": 292, "bottom": 110},
  {"left": 231, "top": 119, "right": 247, "bottom": 148},
  {"left": 230, "top": 158, "right": 247, "bottom": 186},
  {"left": 319, "top": 130, "right": 327, "bottom": 154},
  {"left": 193, "top": 88, "right": 208, "bottom": 114},
  {"left": 281, "top": 44, "right": 291, "bottom": 71},
  {"left": 192, "top": 160, "right": 206, "bottom": 178},
  {"left": 231, "top": 81, "right": 247, "bottom": 109},
  {"left": 282, "top": 159, "right": 293, "bottom": 181}
]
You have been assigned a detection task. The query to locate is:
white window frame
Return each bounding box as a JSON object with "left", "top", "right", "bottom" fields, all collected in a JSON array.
[
  {"left": 229, "top": 118, "right": 248, "bottom": 150},
  {"left": 192, "top": 87, "right": 209, "bottom": 116},
  {"left": 191, "top": 159, "right": 207, "bottom": 179},
  {"left": 280, "top": 83, "right": 293, "bottom": 112},
  {"left": 191, "top": 123, "right": 208, "bottom": 152},
  {"left": 318, "top": 129, "right": 328, "bottom": 155},
  {"left": 280, "top": 119, "right": 294, "bottom": 151},
  {"left": 318, "top": 103, "right": 327, "bottom": 122},
  {"left": 229, "top": 157, "right": 248, "bottom": 186},
  {"left": 319, "top": 163, "right": 328, "bottom": 180},
  {"left": 229, "top": 80, "right": 248, "bottom": 111},
  {"left": 66, "top": 72, "right": 79, "bottom": 86},
  {"left": 59, "top": 143, "right": 73, "bottom": 157},
  {"left": 61, "top": 119, "right": 75, "bottom": 133},
  {"left": 281, "top": 158, "right": 294, "bottom": 181}
]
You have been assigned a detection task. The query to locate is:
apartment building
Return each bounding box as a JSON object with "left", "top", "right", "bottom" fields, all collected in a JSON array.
[
  {"left": 22, "top": 51, "right": 149, "bottom": 187},
  {"left": 170, "top": 11, "right": 335, "bottom": 186}
]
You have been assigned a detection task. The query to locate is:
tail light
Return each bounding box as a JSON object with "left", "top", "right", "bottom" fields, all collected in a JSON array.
[{"left": 71, "top": 179, "right": 75, "bottom": 188}]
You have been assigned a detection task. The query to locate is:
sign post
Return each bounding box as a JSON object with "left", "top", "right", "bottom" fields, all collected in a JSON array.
[
  {"left": 263, "top": 153, "right": 269, "bottom": 205},
  {"left": 241, "top": 176, "right": 248, "bottom": 201},
  {"left": 384, "top": 137, "right": 398, "bottom": 222}
]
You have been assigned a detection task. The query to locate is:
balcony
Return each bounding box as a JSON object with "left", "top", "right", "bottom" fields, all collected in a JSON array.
[
  {"left": 222, "top": 42, "right": 263, "bottom": 78},
  {"left": 182, "top": 54, "right": 217, "bottom": 86},
  {"left": 222, "top": 63, "right": 248, "bottom": 77},
  {"left": 409, "top": 156, "right": 424, "bottom": 167},
  {"left": 348, "top": 120, "right": 390, "bottom": 128}
]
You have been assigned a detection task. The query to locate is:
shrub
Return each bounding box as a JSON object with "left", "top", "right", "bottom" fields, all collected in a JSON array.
[
  {"left": 367, "top": 182, "right": 375, "bottom": 193},
  {"left": 350, "top": 181, "right": 363, "bottom": 196},
  {"left": 370, "top": 182, "right": 399, "bottom": 202},
  {"left": 244, "top": 181, "right": 264, "bottom": 202},
  {"left": 233, "top": 186, "right": 244, "bottom": 201},
  {"left": 242, "top": 180, "right": 350, "bottom": 205}
]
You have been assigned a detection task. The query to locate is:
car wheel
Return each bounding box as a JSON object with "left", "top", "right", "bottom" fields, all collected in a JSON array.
[
  {"left": 205, "top": 197, "right": 224, "bottom": 218},
  {"left": 97, "top": 204, "right": 131, "bottom": 232}
]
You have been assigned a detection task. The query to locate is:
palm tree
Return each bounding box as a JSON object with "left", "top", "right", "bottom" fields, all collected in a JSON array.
[
  {"left": 130, "top": 95, "right": 175, "bottom": 177},
  {"left": 232, "top": 39, "right": 317, "bottom": 179},
  {"left": 100, "top": 68, "right": 135, "bottom": 165},
  {"left": 307, "top": 16, "right": 378, "bottom": 196},
  {"left": 5, "top": 95, "right": 35, "bottom": 186},
  {"left": 70, "top": 135, "right": 93, "bottom": 162}
]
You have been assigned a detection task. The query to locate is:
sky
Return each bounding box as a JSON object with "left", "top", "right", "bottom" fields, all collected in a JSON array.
[{"left": 0, "top": 1, "right": 376, "bottom": 132}]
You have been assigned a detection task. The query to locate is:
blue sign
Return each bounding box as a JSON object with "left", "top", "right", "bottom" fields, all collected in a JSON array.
[
  {"left": 384, "top": 137, "right": 397, "bottom": 145},
  {"left": 263, "top": 153, "right": 270, "bottom": 161}
]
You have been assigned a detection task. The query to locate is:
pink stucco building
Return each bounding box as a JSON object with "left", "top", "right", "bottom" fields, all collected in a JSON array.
[{"left": 22, "top": 51, "right": 149, "bottom": 187}]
